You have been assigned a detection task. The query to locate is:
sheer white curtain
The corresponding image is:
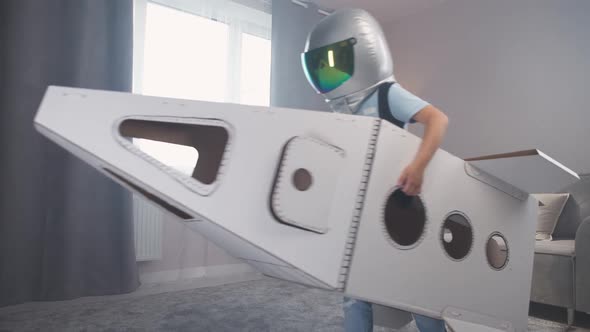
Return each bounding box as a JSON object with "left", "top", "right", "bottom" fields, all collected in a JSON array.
[
  {"left": 131, "top": 0, "right": 272, "bottom": 262},
  {"left": 132, "top": 0, "right": 272, "bottom": 175}
]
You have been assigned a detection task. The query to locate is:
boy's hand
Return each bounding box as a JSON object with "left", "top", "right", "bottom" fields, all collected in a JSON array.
[
  {"left": 398, "top": 104, "right": 448, "bottom": 196},
  {"left": 397, "top": 162, "right": 425, "bottom": 196}
]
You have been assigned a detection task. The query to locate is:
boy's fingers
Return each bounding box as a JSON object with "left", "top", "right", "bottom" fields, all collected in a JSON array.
[
  {"left": 404, "top": 182, "right": 420, "bottom": 196},
  {"left": 404, "top": 182, "right": 413, "bottom": 194},
  {"left": 397, "top": 174, "right": 406, "bottom": 186}
]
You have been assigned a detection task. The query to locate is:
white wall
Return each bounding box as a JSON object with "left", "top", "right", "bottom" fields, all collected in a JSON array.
[{"left": 385, "top": 0, "right": 590, "bottom": 174}]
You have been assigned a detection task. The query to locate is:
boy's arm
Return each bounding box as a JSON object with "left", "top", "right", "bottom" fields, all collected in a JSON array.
[{"left": 397, "top": 105, "right": 449, "bottom": 195}]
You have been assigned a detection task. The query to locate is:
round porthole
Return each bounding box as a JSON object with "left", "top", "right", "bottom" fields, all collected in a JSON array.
[
  {"left": 441, "top": 212, "right": 473, "bottom": 261},
  {"left": 292, "top": 168, "right": 312, "bottom": 191},
  {"left": 487, "top": 233, "right": 509, "bottom": 270},
  {"left": 384, "top": 189, "right": 426, "bottom": 248}
]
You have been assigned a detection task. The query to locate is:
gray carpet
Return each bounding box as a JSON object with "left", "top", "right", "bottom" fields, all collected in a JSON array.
[{"left": 0, "top": 278, "right": 587, "bottom": 331}]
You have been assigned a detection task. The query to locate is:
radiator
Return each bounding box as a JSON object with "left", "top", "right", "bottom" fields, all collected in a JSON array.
[{"left": 133, "top": 194, "right": 164, "bottom": 261}]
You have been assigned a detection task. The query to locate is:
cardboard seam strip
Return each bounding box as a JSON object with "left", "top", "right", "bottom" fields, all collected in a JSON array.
[
  {"left": 337, "top": 119, "right": 382, "bottom": 290},
  {"left": 271, "top": 137, "right": 294, "bottom": 229}
]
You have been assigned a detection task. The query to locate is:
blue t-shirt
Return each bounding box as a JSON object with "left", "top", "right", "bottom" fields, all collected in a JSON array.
[{"left": 356, "top": 84, "right": 429, "bottom": 127}]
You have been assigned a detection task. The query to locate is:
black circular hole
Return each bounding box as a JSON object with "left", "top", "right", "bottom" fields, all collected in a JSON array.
[
  {"left": 292, "top": 168, "right": 312, "bottom": 191},
  {"left": 384, "top": 189, "right": 426, "bottom": 247},
  {"left": 487, "top": 233, "right": 509, "bottom": 270},
  {"left": 441, "top": 213, "right": 473, "bottom": 260}
]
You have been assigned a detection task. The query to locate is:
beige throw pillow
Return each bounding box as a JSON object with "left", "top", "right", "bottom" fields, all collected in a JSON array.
[{"left": 533, "top": 193, "right": 569, "bottom": 241}]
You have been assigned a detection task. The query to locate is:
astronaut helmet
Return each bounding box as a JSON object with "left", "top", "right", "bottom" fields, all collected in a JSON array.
[{"left": 302, "top": 8, "right": 395, "bottom": 111}]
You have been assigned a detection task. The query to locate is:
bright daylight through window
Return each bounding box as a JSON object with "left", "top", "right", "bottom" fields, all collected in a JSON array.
[{"left": 133, "top": 0, "right": 272, "bottom": 175}]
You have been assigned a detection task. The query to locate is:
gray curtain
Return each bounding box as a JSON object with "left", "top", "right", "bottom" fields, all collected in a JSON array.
[
  {"left": 270, "top": 0, "right": 329, "bottom": 111},
  {"left": 0, "top": 0, "right": 139, "bottom": 307}
]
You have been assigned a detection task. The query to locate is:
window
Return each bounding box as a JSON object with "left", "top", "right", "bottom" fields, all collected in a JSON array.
[
  {"left": 134, "top": 139, "right": 199, "bottom": 176},
  {"left": 441, "top": 212, "right": 473, "bottom": 261},
  {"left": 487, "top": 233, "right": 509, "bottom": 270},
  {"left": 120, "top": 119, "right": 229, "bottom": 184},
  {"left": 133, "top": 0, "right": 272, "bottom": 172},
  {"left": 240, "top": 33, "right": 272, "bottom": 106},
  {"left": 383, "top": 189, "right": 426, "bottom": 248},
  {"left": 141, "top": 4, "right": 229, "bottom": 102}
]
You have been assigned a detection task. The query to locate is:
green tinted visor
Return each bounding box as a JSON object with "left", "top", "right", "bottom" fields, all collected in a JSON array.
[{"left": 302, "top": 38, "right": 356, "bottom": 94}]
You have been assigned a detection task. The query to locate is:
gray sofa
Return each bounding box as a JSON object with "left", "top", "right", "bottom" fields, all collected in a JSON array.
[{"left": 530, "top": 177, "right": 590, "bottom": 325}]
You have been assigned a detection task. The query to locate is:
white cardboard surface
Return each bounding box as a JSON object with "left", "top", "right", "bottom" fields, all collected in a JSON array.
[
  {"left": 34, "top": 86, "right": 376, "bottom": 290},
  {"left": 345, "top": 122, "right": 539, "bottom": 331},
  {"left": 466, "top": 150, "right": 580, "bottom": 194},
  {"left": 271, "top": 136, "right": 345, "bottom": 233},
  {"left": 34, "top": 86, "right": 580, "bottom": 331}
]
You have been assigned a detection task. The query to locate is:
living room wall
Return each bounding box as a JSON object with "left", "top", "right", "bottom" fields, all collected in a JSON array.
[{"left": 385, "top": 0, "right": 590, "bottom": 175}]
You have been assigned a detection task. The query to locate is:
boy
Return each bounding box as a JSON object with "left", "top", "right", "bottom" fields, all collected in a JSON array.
[{"left": 301, "top": 8, "right": 449, "bottom": 332}]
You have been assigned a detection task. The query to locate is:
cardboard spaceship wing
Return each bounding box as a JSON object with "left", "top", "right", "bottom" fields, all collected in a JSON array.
[{"left": 34, "top": 86, "right": 579, "bottom": 332}]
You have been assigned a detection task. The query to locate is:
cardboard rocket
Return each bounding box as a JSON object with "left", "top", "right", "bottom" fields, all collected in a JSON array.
[{"left": 34, "top": 86, "right": 579, "bottom": 331}]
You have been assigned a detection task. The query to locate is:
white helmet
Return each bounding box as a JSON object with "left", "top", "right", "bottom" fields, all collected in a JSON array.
[{"left": 302, "top": 8, "right": 395, "bottom": 113}]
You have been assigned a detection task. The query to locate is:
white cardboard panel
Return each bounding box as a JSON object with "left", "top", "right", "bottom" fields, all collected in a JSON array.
[
  {"left": 466, "top": 150, "right": 580, "bottom": 194},
  {"left": 442, "top": 307, "right": 514, "bottom": 332},
  {"left": 35, "top": 86, "right": 578, "bottom": 331},
  {"left": 345, "top": 122, "right": 538, "bottom": 332},
  {"left": 247, "top": 260, "right": 332, "bottom": 289},
  {"left": 186, "top": 219, "right": 288, "bottom": 267},
  {"left": 34, "top": 86, "right": 376, "bottom": 289},
  {"left": 271, "top": 136, "right": 345, "bottom": 233}
]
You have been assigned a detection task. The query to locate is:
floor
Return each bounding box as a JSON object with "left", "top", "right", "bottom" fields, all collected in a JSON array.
[{"left": 1, "top": 276, "right": 589, "bottom": 332}]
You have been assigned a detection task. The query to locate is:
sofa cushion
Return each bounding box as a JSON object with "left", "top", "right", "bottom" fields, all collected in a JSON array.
[
  {"left": 533, "top": 193, "right": 569, "bottom": 241},
  {"left": 553, "top": 197, "right": 581, "bottom": 239},
  {"left": 534, "top": 240, "right": 575, "bottom": 256}
]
